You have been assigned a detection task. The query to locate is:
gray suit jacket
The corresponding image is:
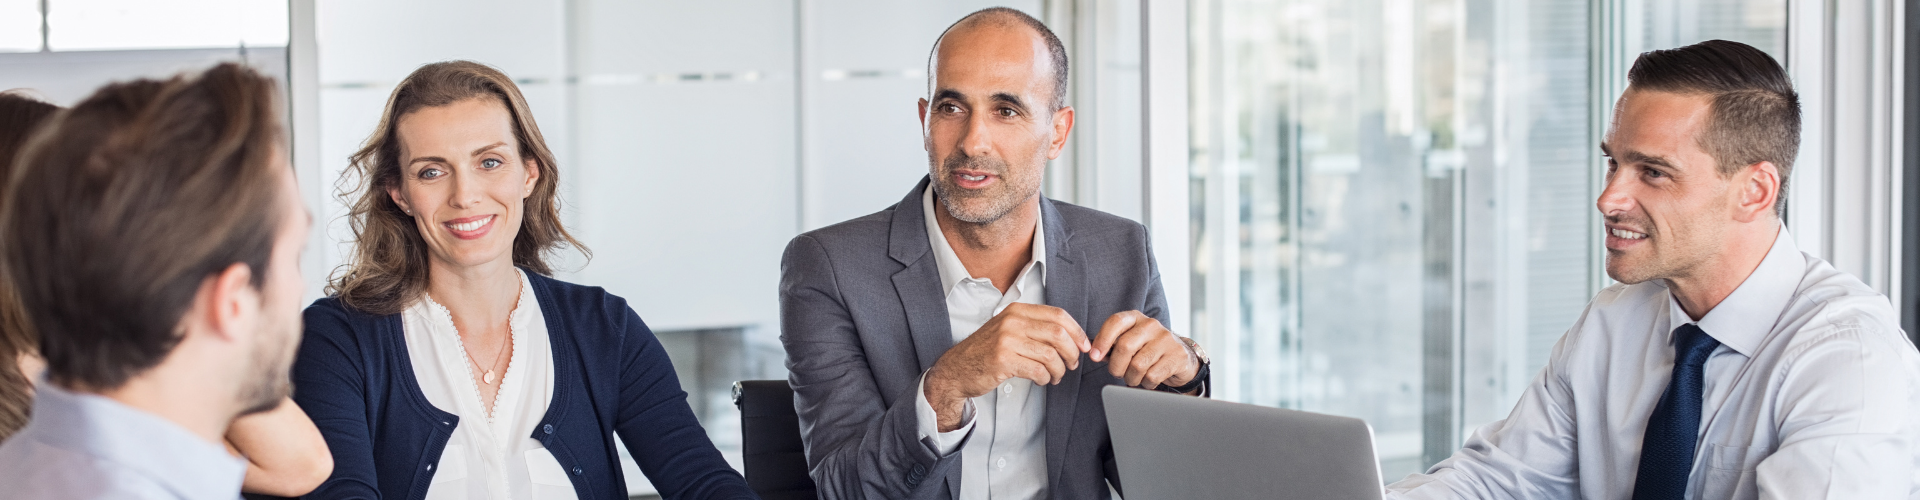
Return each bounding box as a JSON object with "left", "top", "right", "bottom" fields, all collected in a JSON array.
[{"left": 779, "top": 177, "right": 1177, "bottom": 500}]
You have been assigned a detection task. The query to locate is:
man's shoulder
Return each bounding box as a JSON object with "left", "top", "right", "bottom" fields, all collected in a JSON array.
[
  {"left": 790, "top": 205, "right": 897, "bottom": 253},
  {"left": 1780, "top": 255, "right": 1909, "bottom": 354},
  {"left": 0, "top": 436, "right": 168, "bottom": 499},
  {"left": 1048, "top": 198, "right": 1149, "bottom": 241},
  {"left": 1550, "top": 280, "right": 1670, "bottom": 355}
]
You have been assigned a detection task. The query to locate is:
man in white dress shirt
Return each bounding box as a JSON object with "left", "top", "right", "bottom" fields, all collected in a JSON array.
[
  {"left": 1386, "top": 40, "right": 1920, "bottom": 499},
  {"left": 781, "top": 7, "right": 1209, "bottom": 500},
  {"left": 0, "top": 63, "right": 313, "bottom": 499}
]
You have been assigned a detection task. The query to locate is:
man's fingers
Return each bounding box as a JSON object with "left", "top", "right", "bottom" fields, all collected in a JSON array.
[
  {"left": 1049, "top": 307, "right": 1090, "bottom": 350},
  {"left": 1031, "top": 361, "right": 1058, "bottom": 386},
  {"left": 1017, "top": 341, "right": 1069, "bottom": 384},
  {"left": 1105, "top": 322, "right": 1159, "bottom": 378},
  {"left": 1090, "top": 312, "right": 1140, "bottom": 361},
  {"left": 1124, "top": 348, "right": 1162, "bottom": 387},
  {"left": 1141, "top": 356, "right": 1178, "bottom": 390},
  {"left": 1035, "top": 321, "right": 1085, "bottom": 371},
  {"left": 1001, "top": 356, "right": 1051, "bottom": 386}
]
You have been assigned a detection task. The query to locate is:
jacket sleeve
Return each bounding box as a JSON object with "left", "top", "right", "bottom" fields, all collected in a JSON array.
[
  {"left": 292, "top": 301, "right": 382, "bottom": 500},
  {"left": 780, "top": 234, "right": 962, "bottom": 499},
  {"left": 607, "top": 299, "right": 758, "bottom": 500}
]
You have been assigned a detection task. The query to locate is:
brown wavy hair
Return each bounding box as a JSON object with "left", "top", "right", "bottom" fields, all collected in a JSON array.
[
  {"left": 328, "top": 61, "right": 586, "bottom": 315},
  {"left": 0, "top": 90, "right": 59, "bottom": 440}
]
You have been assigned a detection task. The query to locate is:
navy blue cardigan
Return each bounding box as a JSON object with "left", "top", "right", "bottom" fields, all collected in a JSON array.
[{"left": 292, "top": 271, "right": 757, "bottom": 500}]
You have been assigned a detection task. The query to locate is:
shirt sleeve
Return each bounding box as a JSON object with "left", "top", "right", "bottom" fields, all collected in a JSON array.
[
  {"left": 914, "top": 370, "right": 976, "bottom": 455},
  {"left": 1754, "top": 304, "right": 1920, "bottom": 500},
  {"left": 1384, "top": 328, "right": 1583, "bottom": 500}
]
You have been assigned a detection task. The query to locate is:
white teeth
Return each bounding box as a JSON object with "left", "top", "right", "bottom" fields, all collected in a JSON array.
[
  {"left": 450, "top": 216, "right": 492, "bottom": 232},
  {"left": 960, "top": 174, "right": 986, "bottom": 181},
  {"left": 1610, "top": 228, "right": 1648, "bottom": 240}
]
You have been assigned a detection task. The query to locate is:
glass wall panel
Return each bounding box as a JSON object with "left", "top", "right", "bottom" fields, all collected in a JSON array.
[
  {"left": 46, "top": 0, "right": 287, "bottom": 51},
  {"left": 0, "top": 0, "right": 40, "bottom": 52},
  {"left": 1189, "top": 0, "right": 1785, "bottom": 479}
]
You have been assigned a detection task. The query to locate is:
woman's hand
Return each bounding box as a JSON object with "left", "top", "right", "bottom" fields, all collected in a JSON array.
[{"left": 226, "top": 397, "right": 334, "bottom": 497}]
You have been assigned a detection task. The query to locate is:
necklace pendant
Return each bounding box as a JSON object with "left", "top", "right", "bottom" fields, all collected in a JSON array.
[{"left": 483, "top": 370, "right": 496, "bottom": 385}]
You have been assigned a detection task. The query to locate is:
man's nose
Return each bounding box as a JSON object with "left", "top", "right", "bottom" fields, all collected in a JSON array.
[
  {"left": 959, "top": 112, "right": 994, "bottom": 158},
  {"left": 1595, "top": 173, "right": 1635, "bottom": 216}
]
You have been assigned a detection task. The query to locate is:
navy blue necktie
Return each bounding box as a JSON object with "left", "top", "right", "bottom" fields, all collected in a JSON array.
[{"left": 1631, "top": 323, "right": 1721, "bottom": 500}]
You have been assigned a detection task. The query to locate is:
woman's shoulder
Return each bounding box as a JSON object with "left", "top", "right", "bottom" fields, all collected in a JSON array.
[
  {"left": 302, "top": 296, "right": 399, "bottom": 339},
  {"left": 525, "top": 271, "right": 632, "bottom": 316}
]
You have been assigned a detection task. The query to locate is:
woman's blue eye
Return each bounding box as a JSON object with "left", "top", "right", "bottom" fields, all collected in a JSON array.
[
  {"left": 419, "top": 168, "right": 444, "bottom": 179},
  {"left": 481, "top": 158, "right": 503, "bottom": 169}
]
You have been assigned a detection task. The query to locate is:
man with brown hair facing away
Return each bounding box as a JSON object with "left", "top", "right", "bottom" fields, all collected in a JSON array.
[{"left": 0, "top": 63, "right": 314, "bottom": 500}]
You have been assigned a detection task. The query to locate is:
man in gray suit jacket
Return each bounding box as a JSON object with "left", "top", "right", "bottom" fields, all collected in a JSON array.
[{"left": 780, "top": 8, "right": 1211, "bottom": 500}]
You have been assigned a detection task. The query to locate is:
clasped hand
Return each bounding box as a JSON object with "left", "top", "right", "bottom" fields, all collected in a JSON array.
[{"left": 923, "top": 304, "right": 1198, "bottom": 432}]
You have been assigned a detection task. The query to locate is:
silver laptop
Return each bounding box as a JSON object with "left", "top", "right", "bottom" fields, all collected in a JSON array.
[{"left": 1104, "top": 385, "right": 1386, "bottom": 500}]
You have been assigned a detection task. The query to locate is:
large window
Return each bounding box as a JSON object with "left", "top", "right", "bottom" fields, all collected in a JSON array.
[
  {"left": 0, "top": 0, "right": 287, "bottom": 106},
  {"left": 1187, "top": 0, "right": 1784, "bottom": 479}
]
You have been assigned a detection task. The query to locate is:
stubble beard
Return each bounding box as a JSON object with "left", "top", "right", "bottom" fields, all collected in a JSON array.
[
  {"left": 234, "top": 312, "right": 297, "bottom": 417},
  {"left": 930, "top": 151, "right": 1044, "bottom": 225},
  {"left": 1603, "top": 210, "right": 1719, "bottom": 286}
]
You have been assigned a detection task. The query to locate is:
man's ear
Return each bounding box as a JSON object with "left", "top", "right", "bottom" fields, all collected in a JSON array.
[
  {"left": 919, "top": 98, "right": 932, "bottom": 153},
  {"left": 1733, "top": 160, "right": 1781, "bottom": 223},
  {"left": 191, "top": 263, "right": 258, "bottom": 345},
  {"left": 1047, "top": 105, "right": 1075, "bottom": 160}
]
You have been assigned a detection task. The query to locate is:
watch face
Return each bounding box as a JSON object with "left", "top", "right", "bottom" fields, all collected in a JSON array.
[{"left": 1183, "top": 336, "right": 1209, "bottom": 364}]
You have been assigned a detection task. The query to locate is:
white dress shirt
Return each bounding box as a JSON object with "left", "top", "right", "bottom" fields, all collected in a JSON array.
[
  {"left": 405, "top": 269, "right": 579, "bottom": 500},
  {"left": 1387, "top": 226, "right": 1920, "bottom": 499},
  {"left": 913, "top": 187, "right": 1051, "bottom": 499}
]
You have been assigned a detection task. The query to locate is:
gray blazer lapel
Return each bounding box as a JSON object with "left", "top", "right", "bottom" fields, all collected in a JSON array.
[
  {"left": 889, "top": 177, "right": 954, "bottom": 372},
  {"left": 1038, "top": 197, "right": 1088, "bottom": 488}
]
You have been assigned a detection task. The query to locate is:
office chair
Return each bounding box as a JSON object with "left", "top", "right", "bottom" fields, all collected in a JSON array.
[{"left": 733, "top": 380, "right": 819, "bottom": 500}]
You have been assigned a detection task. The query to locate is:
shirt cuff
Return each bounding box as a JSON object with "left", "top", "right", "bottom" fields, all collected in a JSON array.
[{"left": 915, "top": 371, "right": 975, "bottom": 456}]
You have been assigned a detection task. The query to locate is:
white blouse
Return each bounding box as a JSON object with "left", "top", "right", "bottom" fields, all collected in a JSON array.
[{"left": 402, "top": 269, "right": 578, "bottom": 500}]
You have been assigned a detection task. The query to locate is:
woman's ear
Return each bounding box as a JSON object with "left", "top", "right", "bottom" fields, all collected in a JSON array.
[
  {"left": 522, "top": 159, "right": 540, "bottom": 199},
  {"left": 386, "top": 185, "right": 412, "bottom": 215}
]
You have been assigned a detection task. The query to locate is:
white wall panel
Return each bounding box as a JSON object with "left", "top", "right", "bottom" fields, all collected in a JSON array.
[
  {"left": 799, "top": 0, "right": 1042, "bottom": 230},
  {"left": 565, "top": 0, "right": 795, "bottom": 333},
  {"left": 314, "top": 0, "right": 566, "bottom": 84}
]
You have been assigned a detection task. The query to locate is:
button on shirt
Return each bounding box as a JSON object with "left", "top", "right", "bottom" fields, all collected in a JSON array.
[
  {"left": 404, "top": 269, "right": 578, "bottom": 500},
  {"left": 913, "top": 187, "right": 1050, "bottom": 499},
  {"left": 1388, "top": 227, "right": 1920, "bottom": 499},
  {"left": 0, "top": 382, "right": 246, "bottom": 500}
]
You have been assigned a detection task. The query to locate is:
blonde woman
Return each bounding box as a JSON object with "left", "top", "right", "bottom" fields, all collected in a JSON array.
[{"left": 294, "top": 61, "right": 753, "bottom": 500}]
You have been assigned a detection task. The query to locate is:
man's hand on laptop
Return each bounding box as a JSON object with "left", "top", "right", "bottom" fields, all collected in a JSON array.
[
  {"left": 1091, "top": 311, "right": 1200, "bottom": 393},
  {"left": 926, "top": 303, "right": 1091, "bottom": 432}
]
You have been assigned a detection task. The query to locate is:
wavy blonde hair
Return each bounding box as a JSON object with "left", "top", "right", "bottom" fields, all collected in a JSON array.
[{"left": 328, "top": 61, "right": 586, "bottom": 315}]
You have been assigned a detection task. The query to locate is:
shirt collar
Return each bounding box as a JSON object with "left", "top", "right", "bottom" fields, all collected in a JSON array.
[
  {"left": 1665, "top": 224, "right": 1803, "bottom": 356},
  {"left": 923, "top": 186, "right": 1047, "bottom": 295},
  {"left": 26, "top": 382, "right": 246, "bottom": 499}
]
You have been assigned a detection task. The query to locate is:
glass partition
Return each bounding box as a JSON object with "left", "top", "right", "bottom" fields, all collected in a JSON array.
[{"left": 1188, "top": 0, "right": 1785, "bottom": 479}]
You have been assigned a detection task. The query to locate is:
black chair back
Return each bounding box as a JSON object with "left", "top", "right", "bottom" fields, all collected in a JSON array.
[{"left": 733, "top": 380, "right": 819, "bottom": 500}]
